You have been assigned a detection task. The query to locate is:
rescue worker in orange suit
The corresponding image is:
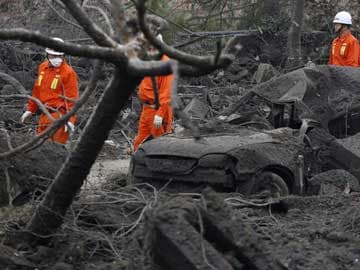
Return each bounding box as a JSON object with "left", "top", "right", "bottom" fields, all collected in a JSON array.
[
  {"left": 133, "top": 34, "right": 174, "bottom": 151},
  {"left": 329, "top": 11, "right": 359, "bottom": 67},
  {"left": 20, "top": 37, "right": 79, "bottom": 144}
]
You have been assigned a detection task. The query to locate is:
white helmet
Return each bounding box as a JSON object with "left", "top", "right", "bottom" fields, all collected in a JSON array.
[
  {"left": 45, "top": 37, "right": 65, "bottom": 55},
  {"left": 333, "top": 11, "right": 352, "bottom": 25}
]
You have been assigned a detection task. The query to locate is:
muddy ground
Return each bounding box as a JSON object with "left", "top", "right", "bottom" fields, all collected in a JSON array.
[{"left": 1, "top": 179, "right": 360, "bottom": 270}]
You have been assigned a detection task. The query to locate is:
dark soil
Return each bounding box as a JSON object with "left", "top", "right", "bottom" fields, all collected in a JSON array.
[
  {"left": 146, "top": 191, "right": 360, "bottom": 270},
  {"left": 0, "top": 121, "right": 67, "bottom": 206},
  {"left": 2, "top": 189, "right": 360, "bottom": 270}
]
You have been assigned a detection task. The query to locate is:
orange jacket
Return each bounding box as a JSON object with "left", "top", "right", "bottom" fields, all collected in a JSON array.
[
  {"left": 328, "top": 31, "right": 359, "bottom": 67},
  {"left": 28, "top": 60, "right": 78, "bottom": 124},
  {"left": 138, "top": 55, "right": 173, "bottom": 118}
]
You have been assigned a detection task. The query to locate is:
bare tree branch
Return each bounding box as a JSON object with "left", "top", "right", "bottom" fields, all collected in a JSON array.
[
  {"left": 0, "top": 29, "right": 128, "bottom": 62},
  {"left": 146, "top": 6, "right": 194, "bottom": 35},
  {"left": 127, "top": 54, "right": 238, "bottom": 77},
  {"left": 0, "top": 128, "right": 13, "bottom": 150},
  {"left": 45, "top": 0, "right": 82, "bottom": 30},
  {"left": 83, "top": 3, "right": 114, "bottom": 36},
  {"left": 53, "top": 0, "right": 66, "bottom": 9},
  {"left": 2, "top": 94, "right": 55, "bottom": 121},
  {"left": 127, "top": 58, "right": 172, "bottom": 76},
  {"left": 177, "top": 63, "right": 229, "bottom": 77},
  {"left": 60, "top": 0, "right": 118, "bottom": 47},
  {"left": 0, "top": 72, "right": 27, "bottom": 94},
  {"left": 135, "top": 0, "right": 240, "bottom": 70}
]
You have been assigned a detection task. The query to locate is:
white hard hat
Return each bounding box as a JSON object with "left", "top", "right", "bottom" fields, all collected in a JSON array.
[
  {"left": 333, "top": 11, "right": 352, "bottom": 25},
  {"left": 45, "top": 37, "right": 65, "bottom": 55}
]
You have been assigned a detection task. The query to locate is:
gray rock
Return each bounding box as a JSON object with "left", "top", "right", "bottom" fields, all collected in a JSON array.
[
  {"left": 252, "top": 63, "right": 279, "bottom": 84},
  {"left": 183, "top": 97, "right": 210, "bottom": 120}
]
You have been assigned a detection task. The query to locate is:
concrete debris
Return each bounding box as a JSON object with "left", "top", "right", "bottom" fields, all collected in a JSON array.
[
  {"left": 252, "top": 63, "right": 279, "bottom": 84},
  {"left": 183, "top": 97, "right": 210, "bottom": 120},
  {"left": 148, "top": 191, "right": 285, "bottom": 270}
]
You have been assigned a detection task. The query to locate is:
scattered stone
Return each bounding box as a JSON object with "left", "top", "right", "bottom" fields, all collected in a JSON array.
[
  {"left": 183, "top": 97, "right": 210, "bottom": 120},
  {"left": 252, "top": 63, "right": 279, "bottom": 84}
]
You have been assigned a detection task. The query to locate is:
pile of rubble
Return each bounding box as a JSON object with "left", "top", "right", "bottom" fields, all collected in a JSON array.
[{"left": 2, "top": 187, "right": 360, "bottom": 270}]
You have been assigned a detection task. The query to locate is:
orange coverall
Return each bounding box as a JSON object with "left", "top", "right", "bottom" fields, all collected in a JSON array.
[
  {"left": 133, "top": 55, "right": 174, "bottom": 151},
  {"left": 328, "top": 31, "right": 359, "bottom": 67},
  {"left": 27, "top": 60, "right": 78, "bottom": 144}
]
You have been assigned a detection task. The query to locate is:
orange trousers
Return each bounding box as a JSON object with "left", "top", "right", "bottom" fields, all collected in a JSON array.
[
  {"left": 133, "top": 105, "right": 173, "bottom": 151},
  {"left": 37, "top": 111, "right": 71, "bottom": 144}
]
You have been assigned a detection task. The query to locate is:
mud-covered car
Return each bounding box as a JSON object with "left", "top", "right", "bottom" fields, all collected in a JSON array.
[{"left": 130, "top": 65, "right": 360, "bottom": 195}]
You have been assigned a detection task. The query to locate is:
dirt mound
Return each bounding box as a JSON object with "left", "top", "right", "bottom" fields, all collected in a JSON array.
[
  {"left": 338, "top": 133, "right": 360, "bottom": 157},
  {"left": 224, "top": 65, "right": 360, "bottom": 126},
  {"left": 0, "top": 131, "right": 67, "bottom": 206},
  {"left": 255, "top": 65, "right": 360, "bottom": 112},
  {"left": 142, "top": 191, "right": 360, "bottom": 270},
  {"left": 2, "top": 189, "right": 360, "bottom": 269}
]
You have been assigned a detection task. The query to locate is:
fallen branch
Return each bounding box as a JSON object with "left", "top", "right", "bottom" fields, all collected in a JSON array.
[
  {"left": 4, "top": 168, "right": 12, "bottom": 206},
  {"left": 1, "top": 94, "right": 55, "bottom": 122},
  {"left": 224, "top": 197, "right": 278, "bottom": 208},
  {"left": 0, "top": 128, "right": 13, "bottom": 150},
  {"left": 0, "top": 72, "right": 27, "bottom": 95}
]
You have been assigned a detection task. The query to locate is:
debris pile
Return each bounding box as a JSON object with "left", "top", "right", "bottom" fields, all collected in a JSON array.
[
  {"left": 0, "top": 132, "right": 67, "bottom": 207},
  {"left": 2, "top": 188, "right": 360, "bottom": 269}
]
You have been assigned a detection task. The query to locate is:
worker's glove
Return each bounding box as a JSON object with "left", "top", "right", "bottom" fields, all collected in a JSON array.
[
  {"left": 217, "top": 115, "right": 227, "bottom": 121},
  {"left": 64, "top": 121, "right": 75, "bottom": 133},
  {"left": 20, "top": 111, "right": 32, "bottom": 123},
  {"left": 305, "top": 60, "right": 315, "bottom": 68},
  {"left": 153, "top": 115, "right": 163, "bottom": 129}
]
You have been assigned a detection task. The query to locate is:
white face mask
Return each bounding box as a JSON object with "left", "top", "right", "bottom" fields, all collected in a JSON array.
[{"left": 49, "top": 57, "right": 63, "bottom": 67}]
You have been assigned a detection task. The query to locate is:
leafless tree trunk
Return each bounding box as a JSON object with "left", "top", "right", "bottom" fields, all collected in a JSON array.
[
  {"left": 287, "top": 0, "right": 304, "bottom": 69},
  {"left": 26, "top": 65, "right": 141, "bottom": 237}
]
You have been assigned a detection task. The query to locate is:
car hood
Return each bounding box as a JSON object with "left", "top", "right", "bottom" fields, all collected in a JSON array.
[{"left": 139, "top": 128, "right": 295, "bottom": 159}]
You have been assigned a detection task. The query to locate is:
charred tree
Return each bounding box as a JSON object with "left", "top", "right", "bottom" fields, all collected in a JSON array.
[
  {"left": 287, "top": 0, "right": 304, "bottom": 69},
  {"left": 26, "top": 66, "right": 141, "bottom": 237}
]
